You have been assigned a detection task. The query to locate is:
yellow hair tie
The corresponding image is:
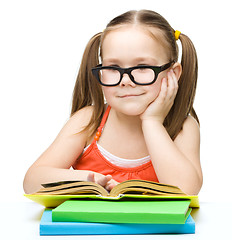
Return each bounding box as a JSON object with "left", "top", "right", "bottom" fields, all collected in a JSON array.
[{"left": 174, "top": 30, "right": 181, "bottom": 40}]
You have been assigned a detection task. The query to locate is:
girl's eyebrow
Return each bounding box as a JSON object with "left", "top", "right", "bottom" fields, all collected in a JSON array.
[
  {"left": 133, "top": 57, "right": 159, "bottom": 65},
  {"left": 103, "top": 57, "right": 159, "bottom": 65},
  {"left": 102, "top": 58, "right": 121, "bottom": 65}
]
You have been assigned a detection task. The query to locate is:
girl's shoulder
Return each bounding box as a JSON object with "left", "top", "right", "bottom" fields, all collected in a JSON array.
[
  {"left": 184, "top": 115, "right": 200, "bottom": 132},
  {"left": 174, "top": 115, "right": 200, "bottom": 144},
  {"left": 58, "top": 106, "right": 94, "bottom": 138},
  {"left": 70, "top": 106, "right": 94, "bottom": 123}
]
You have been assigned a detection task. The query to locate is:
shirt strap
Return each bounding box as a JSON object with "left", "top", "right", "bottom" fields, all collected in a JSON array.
[
  {"left": 94, "top": 105, "right": 111, "bottom": 142},
  {"left": 98, "top": 105, "right": 111, "bottom": 132}
]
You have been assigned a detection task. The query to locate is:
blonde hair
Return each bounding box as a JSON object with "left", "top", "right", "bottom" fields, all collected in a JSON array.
[{"left": 71, "top": 10, "right": 199, "bottom": 140}]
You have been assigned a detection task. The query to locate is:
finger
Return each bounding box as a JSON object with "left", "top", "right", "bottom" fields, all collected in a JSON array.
[
  {"left": 97, "top": 174, "right": 112, "bottom": 187},
  {"left": 105, "top": 180, "right": 118, "bottom": 191},
  {"left": 157, "top": 78, "right": 168, "bottom": 103},
  {"left": 167, "top": 70, "right": 178, "bottom": 100},
  {"left": 171, "top": 70, "right": 179, "bottom": 95},
  {"left": 171, "top": 70, "right": 178, "bottom": 90},
  {"left": 87, "top": 172, "right": 95, "bottom": 182},
  {"left": 105, "top": 183, "right": 115, "bottom": 191},
  {"left": 167, "top": 72, "right": 175, "bottom": 99}
]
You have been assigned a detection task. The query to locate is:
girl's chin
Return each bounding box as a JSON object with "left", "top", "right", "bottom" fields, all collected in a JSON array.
[{"left": 112, "top": 103, "right": 147, "bottom": 116}]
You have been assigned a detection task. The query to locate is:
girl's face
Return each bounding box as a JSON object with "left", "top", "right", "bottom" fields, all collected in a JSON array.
[{"left": 101, "top": 25, "right": 170, "bottom": 116}]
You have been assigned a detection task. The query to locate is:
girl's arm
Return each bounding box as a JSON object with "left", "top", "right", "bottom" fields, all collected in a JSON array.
[
  {"left": 141, "top": 69, "right": 203, "bottom": 195},
  {"left": 142, "top": 116, "right": 202, "bottom": 195},
  {"left": 23, "top": 107, "right": 116, "bottom": 194}
]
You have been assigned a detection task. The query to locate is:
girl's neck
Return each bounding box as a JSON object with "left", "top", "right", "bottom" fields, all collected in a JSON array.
[
  {"left": 97, "top": 106, "right": 149, "bottom": 159},
  {"left": 110, "top": 108, "right": 143, "bottom": 133}
]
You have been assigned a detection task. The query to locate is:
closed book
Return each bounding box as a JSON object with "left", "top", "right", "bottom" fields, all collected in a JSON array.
[
  {"left": 40, "top": 209, "right": 195, "bottom": 235},
  {"left": 52, "top": 200, "right": 191, "bottom": 224}
]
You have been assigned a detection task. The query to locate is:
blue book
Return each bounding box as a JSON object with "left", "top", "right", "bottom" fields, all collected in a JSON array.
[{"left": 40, "top": 209, "right": 195, "bottom": 235}]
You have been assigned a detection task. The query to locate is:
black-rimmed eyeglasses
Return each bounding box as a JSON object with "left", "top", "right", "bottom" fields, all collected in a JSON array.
[{"left": 91, "top": 61, "right": 174, "bottom": 86}]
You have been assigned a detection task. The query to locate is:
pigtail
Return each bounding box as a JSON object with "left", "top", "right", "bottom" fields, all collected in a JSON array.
[
  {"left": 180, "top": 34, "right": 199, "bottom": 124},
  {"left": 164, "top": 33, "right": 199, "bottom": 139},
  {"left": 179, "top": 33, "right": 198, "bottom": 119},
  {"left": 71, "top": 32, "right": 105, "bottom": 136}
]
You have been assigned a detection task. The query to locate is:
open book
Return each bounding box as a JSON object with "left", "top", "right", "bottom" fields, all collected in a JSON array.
[
  {"left": 35, "top": 179, "right": 186, "bottom": 197},
  {"left": 26, "top": 180, "right": 199, "bottom": 208}
]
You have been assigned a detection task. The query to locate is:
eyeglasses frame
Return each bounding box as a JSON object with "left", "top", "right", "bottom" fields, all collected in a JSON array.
[{"left": 91, "top": 61, "right": 175, "bottom": 86}]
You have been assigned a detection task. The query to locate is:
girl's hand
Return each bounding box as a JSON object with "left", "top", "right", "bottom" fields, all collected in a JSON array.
[
  {"left": 105, "top": 178, "right": 119, "bottom": 191},
  {"left": 140, "top": 69, "right": 178, "bottom": 123},
  {"left": 87, "top": 172, "right": 119, "bottom": 191}
]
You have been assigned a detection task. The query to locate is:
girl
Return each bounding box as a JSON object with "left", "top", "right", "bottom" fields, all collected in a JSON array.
[{"left": 23, "top": 10, "right": 203, "bottom": 195}]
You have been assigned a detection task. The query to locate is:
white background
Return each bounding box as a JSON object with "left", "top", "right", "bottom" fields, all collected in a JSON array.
[{"left": 1, "top": 0, "right": 231, "bottom": 203}]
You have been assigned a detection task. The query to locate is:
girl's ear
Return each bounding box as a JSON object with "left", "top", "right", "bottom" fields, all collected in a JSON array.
[{"left": 172, "top": 62, "right": 182, "bottom": 81}]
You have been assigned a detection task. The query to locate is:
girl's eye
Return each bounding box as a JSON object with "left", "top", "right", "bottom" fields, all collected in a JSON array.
[
  {"left": 137, "top": 67, "right": 147, "bottom": 71},
  {"left": 103, "top": 64, "right": 119, "bottom": 68},
  {"left": 136, "top": 65, "right": 150, "bottom": 71},
  {"left": 107, "top": 66, "right": 119, "bottom": 71},
  {"left": 137, "top": 64, "right": 150, "bottom": 67}
]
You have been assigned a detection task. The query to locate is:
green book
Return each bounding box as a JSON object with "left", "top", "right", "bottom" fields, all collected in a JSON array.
[{"left": 52, "top": 200, "right": 191, "bottom": 224}]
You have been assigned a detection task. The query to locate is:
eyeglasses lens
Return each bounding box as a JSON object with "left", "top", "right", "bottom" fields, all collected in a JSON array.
[
  {"left": 99, "top": 68, "right": 155, "bottom": 85},
  {"left": 100, "top": 69, "right": 120, "bottom": 85},
  {"left": 131, "top": 68, "right": 155, "bottom": 84}
]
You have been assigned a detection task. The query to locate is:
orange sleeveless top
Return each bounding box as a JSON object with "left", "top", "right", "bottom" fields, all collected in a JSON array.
[{"left": 73, "top": 106, "right": 159, "bottom": 183}]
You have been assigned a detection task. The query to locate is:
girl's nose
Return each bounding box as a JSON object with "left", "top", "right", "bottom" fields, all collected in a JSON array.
[{"left": 119, "top": 73, "right": 136, "bottom": 87}]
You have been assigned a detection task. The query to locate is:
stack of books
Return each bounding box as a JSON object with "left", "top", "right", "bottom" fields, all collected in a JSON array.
[{"left": 25, "top": 180, "right": 199, "bottom": 235}]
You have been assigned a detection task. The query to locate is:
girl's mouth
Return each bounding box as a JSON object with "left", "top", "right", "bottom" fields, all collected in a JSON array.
[{"left": 118, "top": 93, "right": 144, "bottom": 98}]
